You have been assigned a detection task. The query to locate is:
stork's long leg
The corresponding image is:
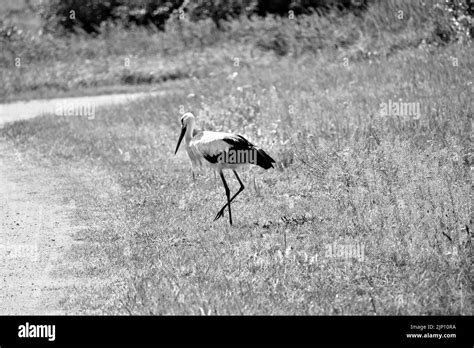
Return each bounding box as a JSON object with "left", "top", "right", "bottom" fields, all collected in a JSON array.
[
  {"left": 214, "top": 170, "right": 245, "bottom": 222},
  {"left": 218, "top": 171, "right": 233, "bottom": 225}
]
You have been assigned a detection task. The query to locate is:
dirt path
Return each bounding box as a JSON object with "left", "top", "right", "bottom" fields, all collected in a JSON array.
[
  {"left": 0, "top": 89, "right": 177, "bottom": 313},
  {"left": 0, "top": 91, "right": 165, "bottom": 127},
  {"left": 0, "top": 140, "right": 85, "bottom": 314},
  {"left": 0, "top": 91, "right": 170, "bottom": 313}
]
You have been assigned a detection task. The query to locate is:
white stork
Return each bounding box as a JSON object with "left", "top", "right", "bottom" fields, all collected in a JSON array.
[{"left": 174, "top": 112, "right": 275, "bottom": 225}]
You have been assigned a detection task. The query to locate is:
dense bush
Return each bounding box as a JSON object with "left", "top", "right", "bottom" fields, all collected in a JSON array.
[
  {"left": 35, "top": 0, "right": 473, "bottom": 39},
  {"left": 39, "top": 0, "right": 373, "bottom": 33},
  {"left": 39, "top": 0, "right": 183, "bottom": 33}
]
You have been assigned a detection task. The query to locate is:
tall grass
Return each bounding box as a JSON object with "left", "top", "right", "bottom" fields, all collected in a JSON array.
[{"left": 1, "top": 0, "right": 471, "bottom": 100}]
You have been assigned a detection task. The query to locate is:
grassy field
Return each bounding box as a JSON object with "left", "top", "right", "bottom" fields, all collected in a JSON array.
[
  {"left": 2, "top": 0, "right": 472, "bottom": 102},
  {"left": 0, "top": 0, "right": 472, "bottom": 314}
]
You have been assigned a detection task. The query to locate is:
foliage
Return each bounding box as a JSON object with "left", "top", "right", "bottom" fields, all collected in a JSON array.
[{"left": 38, "top": 0, "right": 373, "bottom": 33}]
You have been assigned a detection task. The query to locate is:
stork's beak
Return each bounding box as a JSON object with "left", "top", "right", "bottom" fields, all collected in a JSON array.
[{"left": 174, "top": 126, "right": 186, "bottom": 155}]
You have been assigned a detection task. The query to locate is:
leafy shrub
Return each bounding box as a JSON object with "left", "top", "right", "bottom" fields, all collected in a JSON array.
[
  {"left": 40, "top": 0, "right": 372, "bottom": 33},
  {"left": 40, "top": 0, "right": 184, "bottom": 33}
]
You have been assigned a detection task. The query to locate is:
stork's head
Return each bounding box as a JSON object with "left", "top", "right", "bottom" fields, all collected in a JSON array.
[{"left": 174, "top": 112, "right": 196, "bottom": 155}]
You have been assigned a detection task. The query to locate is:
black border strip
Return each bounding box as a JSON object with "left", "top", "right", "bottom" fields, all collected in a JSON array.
[{"left": 0, "top": 316, "right": 472, "bottom": 346}]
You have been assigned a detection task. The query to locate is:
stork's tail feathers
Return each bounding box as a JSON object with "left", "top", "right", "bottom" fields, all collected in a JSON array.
[
  {"left": 227, "top": 135, "right": 275, "bottom": 169},
  {"left": 256, "top": 147, "right": 276, "bottom": 170}
]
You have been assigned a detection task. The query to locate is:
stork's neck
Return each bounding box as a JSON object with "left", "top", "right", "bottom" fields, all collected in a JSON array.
[{"left": 184, "top": 120, "right": 195, "bottom": 144}]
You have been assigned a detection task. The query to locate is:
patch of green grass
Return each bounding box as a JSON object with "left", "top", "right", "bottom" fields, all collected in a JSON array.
[{"left": 2, "top": 34, "right": 471, "bottom": 314}]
